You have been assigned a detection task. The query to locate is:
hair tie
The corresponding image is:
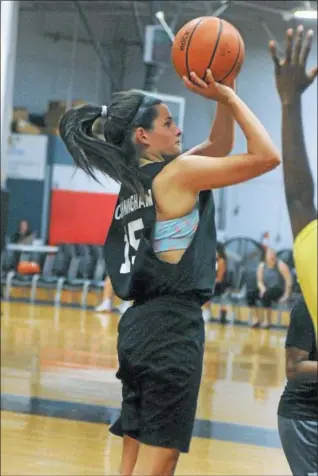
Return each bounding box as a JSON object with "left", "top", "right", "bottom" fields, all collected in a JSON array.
[{"left": 101, "top": 105, "right": 108, "bottom": 117}]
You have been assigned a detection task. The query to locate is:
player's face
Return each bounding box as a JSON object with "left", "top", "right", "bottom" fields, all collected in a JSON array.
[{"left": 138, "top": 104, "right": 182, "bottom": 160}]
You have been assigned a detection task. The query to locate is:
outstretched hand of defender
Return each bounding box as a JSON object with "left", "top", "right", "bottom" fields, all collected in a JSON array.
[
  {"left": 269, "top": 25, "right": 318, "bottom": 104},
  {"left": 182, "top": 69, "right": 234, "bottom": 104}
]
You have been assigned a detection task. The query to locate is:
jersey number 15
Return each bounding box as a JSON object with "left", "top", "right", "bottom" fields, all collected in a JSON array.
[{"left": 120, "top": 218, "right": 144, "bottom": 274}]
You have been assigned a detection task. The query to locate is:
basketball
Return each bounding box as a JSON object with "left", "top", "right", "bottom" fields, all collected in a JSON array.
[
  {"left": 17, "top": 261, "right": 40, "bottom": 275},
  {"left": 171, "top": 17, "right": 245, "bottom": 83}
]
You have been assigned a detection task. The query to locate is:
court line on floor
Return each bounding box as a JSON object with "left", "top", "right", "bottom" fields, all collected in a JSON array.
[{"left": 1, "top": 393, "right": 282, "bottom": 449}]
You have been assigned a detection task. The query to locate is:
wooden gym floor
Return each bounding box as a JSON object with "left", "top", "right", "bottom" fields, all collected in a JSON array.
[{"left": 1, "top": 299, "right": 291, "bottom": 475}]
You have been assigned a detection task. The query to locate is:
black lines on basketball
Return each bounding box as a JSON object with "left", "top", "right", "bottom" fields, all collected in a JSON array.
[
  {"left": 204, "top": 19, "right": 223, "bottom": 81},
  {"left": 172, "top": 16, "right": 245, "bottom": 84},
  {"left": 217, "top": 31, "right": 241, "bottom": 83},
  {"left": 185, "top": 18, "right": 205, "bottom": 79}
]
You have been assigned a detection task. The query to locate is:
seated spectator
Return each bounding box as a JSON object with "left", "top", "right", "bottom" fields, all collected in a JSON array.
[
  {"left": 11, "top": 220, "right": 34, "bottom": 244},
  {"left": 10, "top": 220, "right": 36, "bottom": 270},
  {"left": 247, "top": 247, "right": 292, "bottom": 329}
]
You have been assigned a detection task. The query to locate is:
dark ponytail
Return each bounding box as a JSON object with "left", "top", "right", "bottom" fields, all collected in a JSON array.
[{"left": 59, "top": 90, "right": 161, "bottom": 195}]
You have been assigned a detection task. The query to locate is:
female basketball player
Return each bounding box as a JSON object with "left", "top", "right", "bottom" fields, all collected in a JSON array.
[
  {"left": 59, "top": 70, "right": 280, "bottom": 475},
  {"left": 269, "top": 25, "right": 317, "bottom": 337}
]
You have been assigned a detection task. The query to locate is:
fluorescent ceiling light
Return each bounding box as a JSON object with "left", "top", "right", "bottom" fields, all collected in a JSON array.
[{"left": 293, "top": 9, "right": 317, "bottom": 19}]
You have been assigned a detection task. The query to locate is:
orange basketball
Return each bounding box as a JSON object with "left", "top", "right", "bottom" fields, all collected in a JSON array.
[
  {"left": 17, "top": 261, "right": 40, "bottom": 275},
  {"left": 171, "top": 17, "right": 245, "bottom": 84}
]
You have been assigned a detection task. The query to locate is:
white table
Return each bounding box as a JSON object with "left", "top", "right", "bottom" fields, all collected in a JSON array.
[
  {"left": 6, "top": 244, "right": 59, "bottom": 262},
  {"left": 7, "top": 244, "right": 59, "bottom": 253}
]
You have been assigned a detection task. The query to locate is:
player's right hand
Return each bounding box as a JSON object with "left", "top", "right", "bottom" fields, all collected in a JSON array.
[
  {"left": 269, "top": 25, "right": 318, "bottom": 104},
  {"left": 182, "top": 69, "right": 234, "bottom": 105}
]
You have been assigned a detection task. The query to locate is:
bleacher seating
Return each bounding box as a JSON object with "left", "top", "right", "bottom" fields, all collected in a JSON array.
[
  {"left": 1, "top": 242, "right": 108, "bottom": 307},
  {"left": 0, "top": 237, "right": 300, "bottom": 327}
]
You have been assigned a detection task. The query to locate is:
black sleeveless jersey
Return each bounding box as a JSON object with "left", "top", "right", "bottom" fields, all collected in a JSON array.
[{"left": 104, "top": 162, "right": 217, "bottom": 305}]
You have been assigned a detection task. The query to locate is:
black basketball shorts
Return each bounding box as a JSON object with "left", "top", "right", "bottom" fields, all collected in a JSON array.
[{"left": 109, "top": 294, "right": 205, "bottom": 453}]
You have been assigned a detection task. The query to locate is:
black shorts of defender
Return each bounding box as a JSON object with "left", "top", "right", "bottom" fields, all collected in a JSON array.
[
  {"left": 278, "top": 416, "right": 318, "bottom": 476},
  {"left": 109, "top": 294, "right": 205, "bottom": 453}
]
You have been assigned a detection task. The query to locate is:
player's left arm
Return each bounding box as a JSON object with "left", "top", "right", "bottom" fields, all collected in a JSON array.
[
  {"left": 286, "top": 347, "right": 318, "bottom": 381},
  {"left": 182, "top": 76, "right": 235, "bottom": 158},
  {"left": 278, "top": 260, "right": 293, "bottom": 302},
  {"left": 285, "top": 298, "right": 317, "bottom": 381},
  {"left": 269, "top": 26, "right": 317, "bottom": 238}
]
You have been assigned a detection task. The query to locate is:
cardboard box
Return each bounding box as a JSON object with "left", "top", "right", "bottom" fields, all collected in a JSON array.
[
  {"left": 42, "top": 127, "right": 60, "bottom": 136},
  {"left": 72, "top": 99, "right": 86, "bottom": 108},
  {"left": 13, "top": 119, "right": 42, "bottom": 135},
  {"left": 45, "top": 99, "right": 87, "bottom": 128},
  {"left": 48, "top": 100, "right": 66, "bottom": 111},
  {"left": 47, "top": 99, "right": 86, "bottom": 111},
  {"left": 13, "top": 107, "right": 29, "bottom": 122}
]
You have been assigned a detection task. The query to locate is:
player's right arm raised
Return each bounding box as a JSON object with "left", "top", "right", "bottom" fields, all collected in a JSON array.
[{"left": 163, "top": 69, "right": 281, "bottom": 192}]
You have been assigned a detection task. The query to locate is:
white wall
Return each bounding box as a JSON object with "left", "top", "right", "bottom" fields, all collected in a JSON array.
[
  {"left": 13, "top": 10, "right": 112, "bottom": 112},
  {"left": 52, "top": 165, "right": 120, "bottom": 194},
  {"left": 13, "top": 9, "right": 317, "bottom": 248}
]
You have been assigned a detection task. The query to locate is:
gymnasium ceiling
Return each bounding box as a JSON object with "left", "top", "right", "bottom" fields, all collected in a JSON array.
[
  {"left": 20, "top": 1, "right": 316, "bottom": 15},
  {"left": 19, "top": 1, "right": 318, "bottom": 46}
]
